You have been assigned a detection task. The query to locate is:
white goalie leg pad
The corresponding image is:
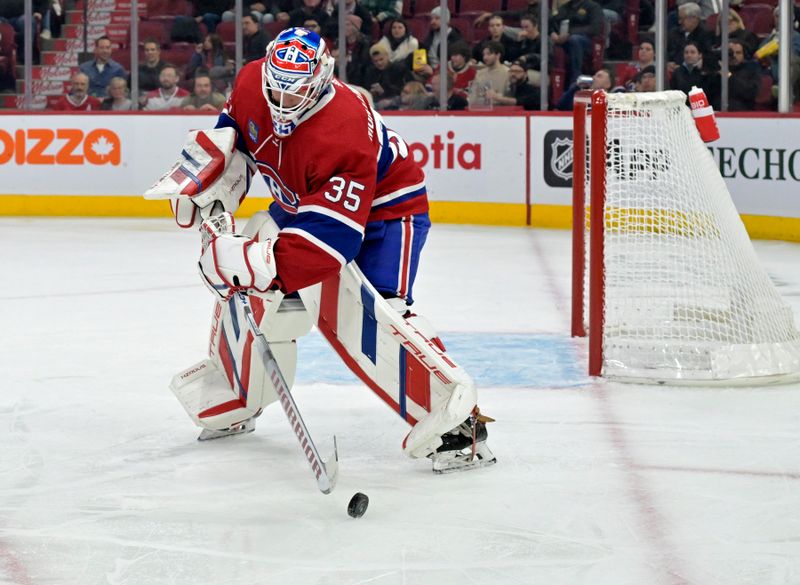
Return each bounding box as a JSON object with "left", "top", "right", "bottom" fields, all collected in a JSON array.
[
  {"left": 296, "top": 264, "right": 478, "bottom": 459},
  {"left": 170, "top": 284, "right": 312, "bottom": 432},
  {"left": 170, "top": 357, "right": 257, "bottom": 431}
]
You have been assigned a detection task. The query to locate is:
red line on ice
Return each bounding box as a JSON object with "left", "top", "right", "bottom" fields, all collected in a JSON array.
[{"left": 531, "top": 233, "right": 693, "bottom": 585}]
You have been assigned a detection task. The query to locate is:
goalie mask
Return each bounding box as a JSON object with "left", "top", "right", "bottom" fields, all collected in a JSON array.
[{"left": 262, "top": 27, "right": 335, "bottom": 137}]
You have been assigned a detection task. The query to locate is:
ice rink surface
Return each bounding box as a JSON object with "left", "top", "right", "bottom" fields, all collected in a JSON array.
[{"left": 2, "top": 218, "right": 800, "bottom": 585}]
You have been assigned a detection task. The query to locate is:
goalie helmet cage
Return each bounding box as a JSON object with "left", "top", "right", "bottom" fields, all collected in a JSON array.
[{"left": 570, "top": 90, "right": 800, "bottom": 384}]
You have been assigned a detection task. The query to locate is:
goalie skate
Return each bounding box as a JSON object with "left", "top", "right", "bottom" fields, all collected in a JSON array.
[
  {"left": 429, "top": 409, "right": 497, "bottom": 474},
  {"left": 197, "top": 413, "right": 259, "bottom": 441}
]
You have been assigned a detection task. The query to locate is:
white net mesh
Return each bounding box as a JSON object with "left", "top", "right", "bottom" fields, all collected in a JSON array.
[{"left": 586, "top": 91, "right": 800, "bottom": 382}]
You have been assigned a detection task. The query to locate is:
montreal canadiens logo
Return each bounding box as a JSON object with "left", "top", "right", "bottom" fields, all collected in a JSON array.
[
  {"left": 256, "top": 161, "right": 298, "bottom": 212},
  {"left": 271, "top": 38, "right": 317, "bottom": 75}
]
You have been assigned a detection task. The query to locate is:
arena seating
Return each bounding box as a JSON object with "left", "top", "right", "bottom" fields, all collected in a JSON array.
[
  {"left": 459, "top": 0, "right": 501, "bottom": 18},
  {"left": 412, "top": 0, "right": 457, "bottom": 16},
  {"left": 3, "top": 0, "right": 792, "bottom": 112},
  {"left": 739, "top": 4, "right": 775, "bottom": 36}
]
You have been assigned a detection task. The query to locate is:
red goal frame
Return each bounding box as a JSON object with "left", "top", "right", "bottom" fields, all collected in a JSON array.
[{"left": 571, "top": 90, "right": 607, "bottom": 377}]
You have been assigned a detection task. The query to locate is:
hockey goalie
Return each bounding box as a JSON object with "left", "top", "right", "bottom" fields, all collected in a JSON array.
[{"left": 144, "top": 27, "right": 495, "bottom": 474}]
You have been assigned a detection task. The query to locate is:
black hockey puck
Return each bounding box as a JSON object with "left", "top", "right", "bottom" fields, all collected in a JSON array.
[{"left": 347, "top": 492, "right": 369, "bottom": 518}]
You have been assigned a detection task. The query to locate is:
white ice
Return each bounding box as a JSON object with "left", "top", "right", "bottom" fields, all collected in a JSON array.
[{"left": 1, "top": 218, "right": 799, "bottom": 585}]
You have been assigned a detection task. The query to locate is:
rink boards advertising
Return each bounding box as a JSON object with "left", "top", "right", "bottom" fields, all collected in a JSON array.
[{"left": 0, "top": 111, "right": 798, "bottom": 241}]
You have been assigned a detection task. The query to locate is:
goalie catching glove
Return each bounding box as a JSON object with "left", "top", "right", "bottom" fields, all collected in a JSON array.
[{"left": 198, "top": 212, "right": 277, "bottom": 300}]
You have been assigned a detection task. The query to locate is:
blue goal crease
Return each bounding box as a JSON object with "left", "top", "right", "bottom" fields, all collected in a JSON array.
[{"left": 294, "top": 331, "right": 588, "bottom": 389}]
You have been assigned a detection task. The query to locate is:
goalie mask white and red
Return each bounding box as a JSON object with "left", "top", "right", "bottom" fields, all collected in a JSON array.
[{"left": 262, "top": 27, "right": 335, "bottom": 137}]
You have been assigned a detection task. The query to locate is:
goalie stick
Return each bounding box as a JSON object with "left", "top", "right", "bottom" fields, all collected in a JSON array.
[
  {"left": 198, "top": 213, "right": 338, "bottom": 494},
  {"left": 238, "top": 292, "right": 340, "bottom": 495}
]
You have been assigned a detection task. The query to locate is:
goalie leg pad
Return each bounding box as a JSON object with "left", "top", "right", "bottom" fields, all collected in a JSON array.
[
  {"left": 170, "top": 358, "right": 262, "bottom": 432},
  {"left": 296, "top": 263, "right": 480, "bottom": 459},
  {"left": 171, "top": 290, "right": 311, "bottom": 433}
]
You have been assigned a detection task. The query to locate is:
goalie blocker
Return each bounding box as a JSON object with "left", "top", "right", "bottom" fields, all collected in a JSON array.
[
  {"left": 144, "top": 127, "right": 255, "bottom": 226},
  {"left": 169, "top": 212, "right": 496, "bottom": 472}
]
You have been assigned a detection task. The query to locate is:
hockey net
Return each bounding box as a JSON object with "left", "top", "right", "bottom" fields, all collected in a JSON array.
[{"left": 571, "top": 90, "right": 800, "bottom": 383}]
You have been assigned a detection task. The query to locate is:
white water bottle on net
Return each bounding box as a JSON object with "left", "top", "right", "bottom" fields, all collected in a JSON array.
[{"left": 571, "top": 90, "right": 800, "bottom": 384}]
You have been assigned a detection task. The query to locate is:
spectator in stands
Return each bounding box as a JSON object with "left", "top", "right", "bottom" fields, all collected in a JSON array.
[
  {"left": 422, "top": 7, "right": 462, "bottom": 70},
  {"left": 728, "top": 40, "right": 761, "bottom": 111},
  {"left": 288, "top": 0, "right": 329, "bottom": 29},
  {"left": 666, "top": 2, "right": 713, "bottom": 68},
  {"left": 375, "top": 17, "right": 418, "bottom": 67},
  {"left": 303, "top": 17, "right": 323, "bottom": 35},
  {"left": 670, "top": 40, "right": 720, "bottom": 108},
  {"left": 468, "top": 41, "right": 510, "bottom": 109},
  {"left": 137, "top": 39, "right": 165, "bottom": 93},
  {"left": 556, "top": 67, "right": 613, "bottom": 110},
  {"left": 472, "top": 14, "right": 522, "bottom": 64},
  {"left": 359, "top": 0, "right": 402, "bottom": 26},
  {"left": 324, "top": 0, "right": 373, "bottom": 39},
  {"left": 443, "top": 75, "right": 468, "bottom": 110},
  {"left": 755, "top": 6, "right": 800, "bottom": 85},
  {"left": 0, "top": 0, "right": 48, "bottom": 63},
  {"left": 35, "top": 0, "right": 62, "bottom": 41},
  {"left": 79, "top": 35, "right": 126, "bottom": 98},
  {"left": 190, "top": 0, "right": 232, "bottom": 34},
  {"left": 100, "top": 76, "right": 133, "bottom": 110},
  {"left": 549, "top": 0, "right": 604, "bottom": 85},
  {"left": 188, "top": 32, "right": 234, "bottom": 91},
  {"left": 716, "top": 9, "right": 759, "bottom": 60},
  {"left": 144, "top": 65, "right": 190, "bottom": 111},
  {"left": 618, "top": 39, "right": 655, "bottom": 89},
  {"left": 275, "top": 1, "right": 300, "bottom": 23},
  {"left": 397, "top": 81, "right": 435, "bottom": 110},
  {"left": 517, "top": 13, "right": 546, "bottom": 74},
  {"left": 330, "top": 14, "right": 371, "bottom": 86},
  {"left": 44, "top": 1, "right": 62, "bottom": 39},
  {"left": 674, "top": 0, "right": 719, "bottom": 21},
  {"left": 478, "top": 41, "right": 510, "bottom": 91},
  {"left": 429, "top": 41, "right": 475, "bottom": 100},
  {"left": 362, "top": 43, "right": 412, "bottom": 109},
  {"left": 242, "top": 12, "right": 271, "bottom": 63},
  {"left": 223, "top": 2, "right": 279, "bottom": 24},
  {"left": 487, "top": 59, "right": 540, "bottom": 110},
  {"left": 594, "top": 67, "right": 615, "bottom": 91},
  {"left": 182, "top": 72, "right": 226, "bottom": 111},
  {"left": 632, "top": 64, "right": 656, "bottom": 91},
  {"left": 52, "top": 72, "right": 102, "bottom": 111},
  {"left": 474, "top": 0, "right": 540, "bottom": 26},
  {"left": 596, "top": 0, "right": 624, "bottom": 51},
  {"left": 170, "top": 13, "right": 203, "bottom": 44}
]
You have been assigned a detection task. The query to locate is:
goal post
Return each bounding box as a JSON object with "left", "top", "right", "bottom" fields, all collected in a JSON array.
[{"left": 571, "top": 89, "right": 800, "bottom": 384}]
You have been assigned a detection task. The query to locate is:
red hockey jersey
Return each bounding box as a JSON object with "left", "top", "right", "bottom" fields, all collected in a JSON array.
[{"left": 216, "top": 59, "right": 428, "bottom": 294}]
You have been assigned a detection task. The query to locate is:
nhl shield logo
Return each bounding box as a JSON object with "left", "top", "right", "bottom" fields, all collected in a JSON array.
[
  {"left": 551, "top": 137, "right": 573, "bottom": 181},
  {"left": 543, "top": 130, "right": 574, "bottom": 188}
]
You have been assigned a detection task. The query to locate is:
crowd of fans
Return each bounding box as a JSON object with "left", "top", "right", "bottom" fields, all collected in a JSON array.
[{"left": 0, "top": 0, "right": 798, "bottom": 112}]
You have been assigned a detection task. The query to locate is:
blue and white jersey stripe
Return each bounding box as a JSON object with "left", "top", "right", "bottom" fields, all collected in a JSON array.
[
  {"left": 371, "top": 181, "right": 427, "bottom": 209},
  {"left": 285, "top": 206, "right": 365, "bottom": 263}
]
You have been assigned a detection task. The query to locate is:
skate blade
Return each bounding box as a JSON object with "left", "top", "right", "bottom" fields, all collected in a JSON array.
[
  {"left": 197, "top": 419, "right": 256, "bottom": 441},
  {"left": 431, "top": 444, "right": 497, "bottom": 474}
]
